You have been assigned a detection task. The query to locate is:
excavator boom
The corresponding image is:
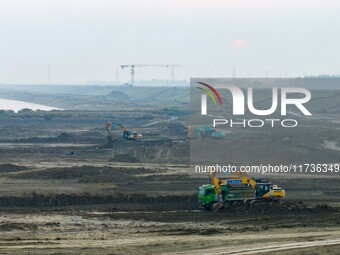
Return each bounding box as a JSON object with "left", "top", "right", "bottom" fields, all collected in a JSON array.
[
  {"left": 200, "top": 170, "right": 285, "bottom": 211},
  {"left": 105, "top": 121, "right": 112, "bottom": 136},
  {"left": 105, "top": 121, "right": 142, "bottom": 141}
]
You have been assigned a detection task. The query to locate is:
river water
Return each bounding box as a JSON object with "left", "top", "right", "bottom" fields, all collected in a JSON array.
[{"left": 0, "top": 98, "right": 62, "bottom": 112}]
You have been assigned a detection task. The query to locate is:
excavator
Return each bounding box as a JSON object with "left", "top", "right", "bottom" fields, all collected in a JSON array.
[
  {"left": 105, "top": 121, "right": 142, "bottom": 145},
  {"left": 198, "top": 171, "right": 285, "bottom": 211},
  {"left": 186, "top": 125, "right": 226, "bottom": 140}
]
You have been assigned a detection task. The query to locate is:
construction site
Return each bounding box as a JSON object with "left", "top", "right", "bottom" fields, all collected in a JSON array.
[
  {"left": 2, "top": 0, "right": 340, "bottom": 252},
  {"left": 0, "top": 81, "right": 339, "bottom": 254}
]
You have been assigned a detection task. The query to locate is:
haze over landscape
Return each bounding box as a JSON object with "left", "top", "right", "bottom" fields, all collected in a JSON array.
[
  {"left": 1, "top": 0, "right": 340, "bottom": 84},
  {"left": 1, "top": 1, "right": 340, "bottom": 254}
]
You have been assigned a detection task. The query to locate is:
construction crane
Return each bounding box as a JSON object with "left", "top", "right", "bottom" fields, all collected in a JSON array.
[{"left": 120, "top": 64, "right": 182, "bottom": 86}]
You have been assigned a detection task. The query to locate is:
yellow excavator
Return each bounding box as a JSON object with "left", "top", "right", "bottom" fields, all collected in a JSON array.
[
  {"left": 105, "top": 120, "right": 142, "bottom": 146},
  {"left": 198, "top": 171, "right": 285, "bottom": 211}
]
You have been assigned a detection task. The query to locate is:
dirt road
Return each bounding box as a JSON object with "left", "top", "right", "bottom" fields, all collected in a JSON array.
[
  {"left": 165, "top": 239, "right": 340, "bottom": 255},
  {"left": 0, "top": 208, "right": 340, "bottom": 255}
]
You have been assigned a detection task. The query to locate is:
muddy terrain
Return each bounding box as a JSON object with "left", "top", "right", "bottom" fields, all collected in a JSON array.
[{"left": 0, "top": 85, "right": 339, "bottom": 254}]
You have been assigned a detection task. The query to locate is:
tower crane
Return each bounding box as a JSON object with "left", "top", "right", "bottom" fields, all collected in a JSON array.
[{"left": 120, "top": 64, "right": 182, "bottom": 86}]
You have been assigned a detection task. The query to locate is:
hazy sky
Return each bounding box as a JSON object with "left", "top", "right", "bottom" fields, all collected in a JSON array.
[{"left": 1, "top": 0, "right": 340, "bottom": 84}]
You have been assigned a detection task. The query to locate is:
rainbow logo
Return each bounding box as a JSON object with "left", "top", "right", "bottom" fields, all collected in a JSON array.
[{"left": 196, "top": 82, "right": 223, "bottom": 106}]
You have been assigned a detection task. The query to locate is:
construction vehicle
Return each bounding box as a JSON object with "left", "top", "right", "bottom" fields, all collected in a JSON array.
[
  {"left": 105, "top": 121, "right": 142, "bottom": 145},
  {"left": 186, "top": 125, "right": 226, "bottom": 140},
  {"left": 198, "top": 171, "right": 285, "bottom": 211},
  {"left": 121, "top": 64, "right": 182, "bottom": 86}
]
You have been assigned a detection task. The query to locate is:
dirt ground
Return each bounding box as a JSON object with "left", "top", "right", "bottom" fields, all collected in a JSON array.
[
  {"left": 1, "top": 148, "right": 339, "bottom": 254},
  {"left": 1, "top": 206, "right": 340, "bottom": 254},
  {"left": 0, "top": 88, "right": 339, "bottom": 254}
]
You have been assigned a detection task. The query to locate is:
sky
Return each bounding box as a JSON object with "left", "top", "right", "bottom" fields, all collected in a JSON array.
[{"left": 0, "top": 0, "right": 340, "bottom": 84}]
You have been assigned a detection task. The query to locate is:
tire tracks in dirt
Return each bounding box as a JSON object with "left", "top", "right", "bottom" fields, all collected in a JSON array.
[{"left": 164, "top": 239, "right": 340, "bottom": 255}]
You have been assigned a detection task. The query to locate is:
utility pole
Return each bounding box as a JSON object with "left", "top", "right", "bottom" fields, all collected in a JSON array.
[
  {"left": 170, "top": 66, "right": 175, "bottom": 82},
  {"left": 121, "top": 64, "right": 182, "bottom": 86},
  {"left": 115, "top": 67, "right": 120, "bottom": 83},
  {"left": 48, "top": 64, "right": 52, "bottom": 84}
]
